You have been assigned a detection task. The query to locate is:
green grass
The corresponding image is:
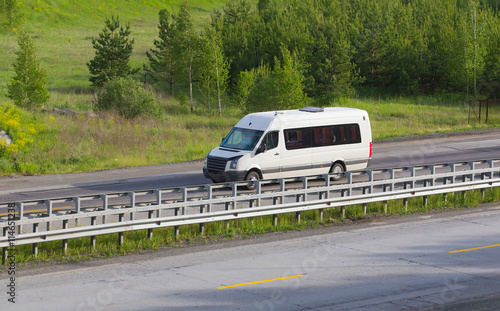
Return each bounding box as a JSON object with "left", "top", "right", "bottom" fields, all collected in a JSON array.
[
  {"left": 0, "top": 0, "right": 252, "bottom": 98},
  {"left": 338, "top": 94, "right": 497, "bottom": 140},
  {"left": 3, "top": 92, "right": 500, "bottom": 175}
]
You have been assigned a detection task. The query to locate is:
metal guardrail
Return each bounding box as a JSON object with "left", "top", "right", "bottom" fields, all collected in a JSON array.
[{"left": 1, "top": 159, "right": 500, "bottom": 258}]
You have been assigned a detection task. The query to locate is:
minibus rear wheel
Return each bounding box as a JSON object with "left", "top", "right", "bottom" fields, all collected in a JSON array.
[
  {"left": 245, "top": 170, "right": 261, "bottom": 190},
  {"left": 330, "top": 162, "right": 345, "bottom": 181}
]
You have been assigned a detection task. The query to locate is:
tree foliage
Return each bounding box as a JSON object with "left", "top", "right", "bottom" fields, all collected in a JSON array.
[
  {"left": 95, "top": 77, "right": 159, "bottom": 119},
  {"left": 172, "top": 1, "right": 200, "bottom": 112},
  {"left": 199, "top": 26, "right": 230, "bottom": 115},
  {"left": 213, "top": 0, "right": 500, "bottom": 99},
  {"left": 87, "top": 16, "right": 137, "bottom": 87},
  {"left": 7, "top": 31, "right": 49, "bottom": 110},
  {"left": 87, "top": 0, "right": 500, "bottom": 114},
  {"left": 145, "top": 9, "right": 176, "bottom": 94},
  {"left": 244, "top": 46, "right": 306, "bottom": 112},
  {"left": 0, "top": 0, "right": 22, "bottom": 31}
]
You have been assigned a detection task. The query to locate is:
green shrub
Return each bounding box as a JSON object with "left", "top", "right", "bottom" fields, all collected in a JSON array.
[{"left": 95, "top": 77, "right": 159, "bottom": 118}]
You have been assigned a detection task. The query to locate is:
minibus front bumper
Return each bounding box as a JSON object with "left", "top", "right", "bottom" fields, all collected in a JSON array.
[{"left": 203, "top": 167, "right": 246, "bottom": 183}]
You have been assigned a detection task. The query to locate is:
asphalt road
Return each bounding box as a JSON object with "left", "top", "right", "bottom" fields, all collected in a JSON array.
[{"left": 1, "top": 204, "right": 499, "bottom": 310}]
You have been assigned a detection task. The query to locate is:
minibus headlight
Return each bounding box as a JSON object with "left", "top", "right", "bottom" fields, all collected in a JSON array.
[
  {"left": 229, "top": 158, "right": 239, "bottom": 169},
  {"left": 204, "top": 154, "right": 209, "bottom": 168}
]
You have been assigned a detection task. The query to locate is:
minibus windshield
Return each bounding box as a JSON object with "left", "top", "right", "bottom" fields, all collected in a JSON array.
[{"left": 221, "top": 128, "right": 264, "bottom": 151}]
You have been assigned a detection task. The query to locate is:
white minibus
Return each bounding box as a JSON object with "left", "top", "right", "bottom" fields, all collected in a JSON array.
[{"left": 203, "top": 107, "right": 372, "bottom": 187}]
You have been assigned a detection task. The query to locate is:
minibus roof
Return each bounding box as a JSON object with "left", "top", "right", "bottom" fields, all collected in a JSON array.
[{"left": 234, "top": 107, "right": 367, "bottom": 131}]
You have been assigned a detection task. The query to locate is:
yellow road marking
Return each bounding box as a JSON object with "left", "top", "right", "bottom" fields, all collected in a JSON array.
[
  {"left": 449, "top": 244, "right": 500, "bottom": 253},
  {"left": 218, "top": 274, "right": 303, "bottom": 289},
  {"left": 0, "top": 206, "right": 73, "bottom": 217}
]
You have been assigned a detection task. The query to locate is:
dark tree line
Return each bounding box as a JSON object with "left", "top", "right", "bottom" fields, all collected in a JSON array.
[
  {"left": 215, "top": 0, "right": 500, "bottom": 99},
  {"left": 87, "top": 0, "right": 500, "bottom": 116}
]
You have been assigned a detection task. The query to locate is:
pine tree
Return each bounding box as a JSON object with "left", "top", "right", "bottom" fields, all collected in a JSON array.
[
  {"left": 269, "top": 46, "right": 306, "bottom": 110},
  {"left": 245, "top": 46, "right": 306, "bottom": 112},
  {"left": 7, "top": 31, "right": 49, "bottom": 110},
  {"left": 145, "top": 9, "right": 176, "bottom": 94},
  {"left": 172, "top": 1, "right": 200, "bottom": 112},
  {"left": 87, "top": 16, "right": 137, "bottom": 87}
]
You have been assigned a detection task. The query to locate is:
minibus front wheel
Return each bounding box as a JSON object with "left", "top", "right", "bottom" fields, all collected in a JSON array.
[
  {"left": 330, "top": 162, "right": 345, "bottom": 181},
  {"left": 245, "top": 170, "right": 261, "bottom": 190}
]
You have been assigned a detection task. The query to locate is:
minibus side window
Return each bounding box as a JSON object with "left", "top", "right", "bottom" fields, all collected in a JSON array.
[
  {"left": 285, "top": 129, "right": 311, "bottom": 150},
  {"left": 263, "top": 131, "right": 279, "bottom": 150},
  {"left": 330, "top": 126, "right": 340, "bottom": 145},
  {"left": 286, "top": 124, "right": 361, "bottom": 149}
]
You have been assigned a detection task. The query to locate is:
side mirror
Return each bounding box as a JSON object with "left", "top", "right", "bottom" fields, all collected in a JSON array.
[{"left": 257, "top": 143, "right": 267, "bottom": 154}]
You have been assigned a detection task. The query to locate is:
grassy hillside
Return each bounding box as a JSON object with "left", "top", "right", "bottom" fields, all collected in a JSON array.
[{"left": 0, "top": 0, "right": 243, "bottom": 102}]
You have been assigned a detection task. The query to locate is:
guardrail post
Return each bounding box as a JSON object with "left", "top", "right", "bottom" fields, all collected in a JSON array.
[
  {"left": 488, "top": 159, "right": 494, "bottom": 179},
  {"left": 480, "top": 170, "right": 486, "bottom": 200},
  {"left": 410, "top": 167, "right": 416, "bottom": 189},
  {"left": 295, "top": 180, "right": 306, "bottom": 223},
  {"left": 423, "top": 180, "right": 428, "bottom": 207},
  {"left": 148, "top": 210, "right": 154, "bottom": 241},
  {"left": 383, "top": 184, "right": 388, "bottom": 214},
  {"left": 272, "top": 179, "right": 285, "bottom": 226},
  {"left": 128, "top": 192, "right": 136, "bottom": 221},
  {"left": 174, "top": 207, "right": 180, "bottom": 237},
  {"left": 347, "top": 172, "right": 353, "bottom": 196},
  {"left": 340, "top": 189, "right": 346, "bottom": 219},
  {"left": 428, "top": 165, "right": 435, "bottom": 186},
  {"left": 403, "top": 182, "right": 408, "bottom": 211},
  {"left": 16, "top": 202, "right": 23, "bottom": 235},
  {"left": 16, "top": 202, "right": 24, "bottom": 221},
  {"left": 173, "top": 188, "right": 187, "bottom": 240},
  {"left": 362, "top": 187, "right": 368, "bottom": 215},
  {"left": 154, "top": 189, "right": 162, "bottom": 217},
  {"left": 90, "top": 216, "right": 97, "bottom": 249},
  {"left": 449, "top": 163, "right": 456, "bottom": 199},
  {"left": 101, "top": 194, "right": 108, "bottom": 224},
  {"left": 62, "top": 220, "right": 68, "bottom": 255},
  {"left": 323, "top": 173, "right": 330, "bottom": 199},
  {"left": 73, "top": 197, "right": 81, "bottom": 226},
  {"left": 206, "top": 185, "right": 213, "bottom": 212},
  {"left": 199, "top": 204, "right": 205, "bottom": 235},
  {"left": 32, "top": 223, "right": 39, "bottom": 257},
  {"left": 256, "top": 182, "right": 262, "bottom": 207},
  {"left": 224, "top": 184, "right": 236, "bottom": 230},
  {"left": 368, "top": 170, "right": 374, "bottom": 194},
  {"left": 302, "top": 177, "right": 308, "bottom": 202},
  {"left": 44, "top": 200, "right": 52, "bottom": 231},
  {"left": 272, "top": 214, "right": 278, "bottom": 226},
  {"left": 118, "top": 214, "right": 124, "bottom": 246},
  {"left": 443, "top": 173, "right": 449, "bottom": 203}
]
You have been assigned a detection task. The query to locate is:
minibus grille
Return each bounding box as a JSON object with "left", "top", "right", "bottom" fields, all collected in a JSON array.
[{"left": 207, "top": 156, "right": 227, "bottom": 173}]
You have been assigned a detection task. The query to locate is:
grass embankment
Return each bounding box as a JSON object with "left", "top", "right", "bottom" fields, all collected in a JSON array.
[{"left": 1, "top": 94, "right": 499, "bottom": 175}]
